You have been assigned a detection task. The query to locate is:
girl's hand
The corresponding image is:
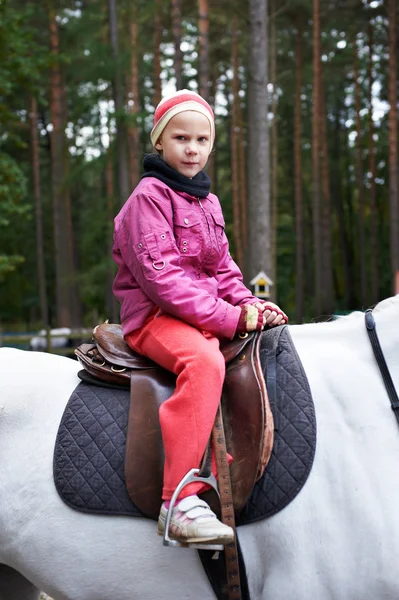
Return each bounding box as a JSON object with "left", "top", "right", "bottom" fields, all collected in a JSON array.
[
  {"left": 253, "top": 301, "right": 288, "bottom": 328},
  {"left": 235, "top": 304, "right": 265, "bottom": 334}
]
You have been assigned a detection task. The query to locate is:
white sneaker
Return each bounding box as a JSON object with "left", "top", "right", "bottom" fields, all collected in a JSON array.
[{"left": 157, "top": 495, "right": 234, "bottom": 545}]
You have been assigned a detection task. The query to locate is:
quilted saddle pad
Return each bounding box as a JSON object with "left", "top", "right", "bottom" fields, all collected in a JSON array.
[{"left": 53, "top": 326, "right": 316, "bottom": 524}]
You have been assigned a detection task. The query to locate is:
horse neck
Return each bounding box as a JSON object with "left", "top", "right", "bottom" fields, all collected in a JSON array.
[
  {"left": 291, "top": 294, "right": 399, "bottom": 375},
  {"left": 372, "top": 294, "right": 399, "bottom": 369}
]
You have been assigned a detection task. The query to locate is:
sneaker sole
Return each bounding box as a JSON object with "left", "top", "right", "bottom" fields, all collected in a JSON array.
[{"left": 157, "top": 525, "right": 234, "bottom": 545}]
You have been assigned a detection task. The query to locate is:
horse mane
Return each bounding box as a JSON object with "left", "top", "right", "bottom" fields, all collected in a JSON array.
[
  {"left": 294, "top": 294, "right": 399, "bottom": 338},
  {"left": 328, "top": 294, "right": 398, "bottom": 323}
]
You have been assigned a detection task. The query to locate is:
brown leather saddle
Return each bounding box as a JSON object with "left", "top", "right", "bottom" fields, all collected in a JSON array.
[{"left": 75, "top": 324, "right": 274, "bottom": 520}]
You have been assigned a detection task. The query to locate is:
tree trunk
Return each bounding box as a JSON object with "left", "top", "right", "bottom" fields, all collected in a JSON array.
[
  {"left": 106, "top": 147, "right": 119, "bottom": 322},
  {"left": 235, "top": 48, "right": 248, "bottom": 251},
  {"left": 238, "top": 115, "right": 248, "bottom": 251},
  {"left": 344, "top": 138, "right": 357, "bottom": 307},
  {"left": 368, "top": 22, "right": 379, "bottom": 303},
  {"left": 60, "top": 63, "right": 81, "bottom": 327},
  {"left": 270, "top": 0, "right": 278, "bottom": 300},
  {"left": 388, "top": 0, "right": 398, "bottom": 293},
  {"left": 206, "top": 66, "right": 217, "bottom": 184},
  {"left": 108, "top": 0, "right": 130, "bottom": 205},
  {"left": 127, "top": 14, "right": 140, "bottom": 187},
  {"left": 294, "top": 14, "right": 304, "bottom": 323},
  {"left": 247, "top": 0, "right": 270, "bottom": 285},
  {"left": 231, "top": 16, "right": 243, "bottom": 268},
  {"left": 198, "top": 0, "right": 209, "bottom": 100},
  {"left": 333, "top": 102, "right": 353, "bottom": 308},
  {"left": 312, "top": 0, "right": 322, "bottom": 315},
  {"left": 29, "top": 96, "right": 49, "bottom": 327},
  {"left": 153, "top": 0, "right": 162, "bottom": 106},
  {"left": 171, "top": 0, "right": 183, "bottom": 90},
  {"left": 354, "top": 40, "right": 367, "bottom": 305},
  {"left": 48, "top": 2, "right": 72, "bottom": 327},
  {"left": 64, "top": 186, "right": 82, "bottom": 326},
  {"left": 319, "top": 84, "right": 333, "bottom": 314}
]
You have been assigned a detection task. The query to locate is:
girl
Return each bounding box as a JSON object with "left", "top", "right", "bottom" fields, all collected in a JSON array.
[{"left": 112, "top": 89, "right": 287, "bottom": 546}]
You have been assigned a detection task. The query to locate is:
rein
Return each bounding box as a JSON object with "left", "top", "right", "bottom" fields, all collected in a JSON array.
[{"left": 365, "top": 308, "right": 399, "bottom": 426}]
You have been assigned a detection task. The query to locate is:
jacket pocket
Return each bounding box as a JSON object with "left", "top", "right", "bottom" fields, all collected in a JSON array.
[
  {"left": 211, "top": 212, "right": 225, "bottom": 251},
  {"left": 173, "top": 211, "right": 202, "bottom": 257},
  {"left": 137, "top": 231, "right": 171, "bottom": 281}
]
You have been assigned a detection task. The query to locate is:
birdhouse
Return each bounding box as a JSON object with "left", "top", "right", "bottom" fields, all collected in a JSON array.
[{"left": 250, "top": 271, "right": 273, "bottom": 299}]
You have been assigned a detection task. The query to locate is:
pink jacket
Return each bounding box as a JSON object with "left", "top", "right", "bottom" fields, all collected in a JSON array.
[{"left": 112, "top": 177, "right": 258, "bottom": 340}]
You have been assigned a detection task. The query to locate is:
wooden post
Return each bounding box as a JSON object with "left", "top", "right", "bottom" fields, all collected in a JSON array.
[
  {"left": 46, "top": 327, "right": 52, "bottom": 353},
  {"left": 395, "top": 270, "right": 399, "bottom": 295}
]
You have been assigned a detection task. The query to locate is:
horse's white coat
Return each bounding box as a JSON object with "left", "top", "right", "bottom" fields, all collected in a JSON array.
[{"left": 0, "top": 295, "right": 398, "bottom": 600}]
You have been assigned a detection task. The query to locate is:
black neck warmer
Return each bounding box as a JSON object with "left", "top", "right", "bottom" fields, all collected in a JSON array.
[{"left": 141, "top": 154, "right": 211, "bottom": 198}]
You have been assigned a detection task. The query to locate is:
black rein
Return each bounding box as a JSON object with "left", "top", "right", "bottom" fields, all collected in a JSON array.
[{"left": 365, "top": 308, "right": 399, "bottom": 426}]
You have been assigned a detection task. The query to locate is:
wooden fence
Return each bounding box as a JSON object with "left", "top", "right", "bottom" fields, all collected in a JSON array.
[{"left": 0, "top": 328, "right": 93, "bottom": 355}]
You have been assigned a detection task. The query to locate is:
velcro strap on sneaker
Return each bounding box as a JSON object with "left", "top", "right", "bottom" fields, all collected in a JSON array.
[
  {"left": 184, "top": 506, "right": 216, "bottom": 520},
  {"left": 176, "top": 496, "right": 216, "bottom": 520}
]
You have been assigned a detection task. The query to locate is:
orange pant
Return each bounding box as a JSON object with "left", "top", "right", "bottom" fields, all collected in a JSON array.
[{"left": 125, "top": 312, "right": 225, "bottom": 500}]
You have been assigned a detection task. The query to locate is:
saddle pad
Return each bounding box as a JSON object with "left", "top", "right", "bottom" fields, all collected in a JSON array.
[
  {"left": 53, "top": 327, "right": 316, "bottom": 522},
  {"left": 54, "top": 382, "right": 141, "bottom": 517}
]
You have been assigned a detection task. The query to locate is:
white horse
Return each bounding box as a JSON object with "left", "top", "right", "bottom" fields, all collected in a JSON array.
[{"left": 0, "top": 295, "right": 398, "bottom": 600}]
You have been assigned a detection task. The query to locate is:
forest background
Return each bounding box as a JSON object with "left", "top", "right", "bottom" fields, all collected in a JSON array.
[{"left": 0, "top": 0, "right": 398, "bottom": 332}]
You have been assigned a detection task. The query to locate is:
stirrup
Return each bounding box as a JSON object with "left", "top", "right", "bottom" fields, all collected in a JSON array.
[{"left": 162, "top": 468, "right": 223, "bottom": 551}]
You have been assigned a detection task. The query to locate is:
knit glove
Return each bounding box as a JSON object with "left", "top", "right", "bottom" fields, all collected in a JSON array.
[
  {"left": 254, "top": 301, "right": 289, "bottom": 322},
  {"left": 235, "top": 304, "right": 264, "bottom": 335}
]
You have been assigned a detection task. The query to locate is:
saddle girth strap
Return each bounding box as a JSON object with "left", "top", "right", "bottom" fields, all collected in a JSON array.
[{"left": 212, "top": 405, "right": 242, "bottom": 600}]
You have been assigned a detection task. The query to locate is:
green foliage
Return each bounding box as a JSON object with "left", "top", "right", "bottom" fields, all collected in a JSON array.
[
  {"left": 0, "top": 254, "right": 24, "bottom": 281},
  {"left": 0, "top": 1, "right": 42, "bottom": 289},
  {"left": 0, "top": 152, "right": 30, "bottom": 280},
  {"left": 0, "top": 153, "right": 29, "bottom": 225},
  {"left": 0, "top": 0, "right": 397, "bottom": 327}
]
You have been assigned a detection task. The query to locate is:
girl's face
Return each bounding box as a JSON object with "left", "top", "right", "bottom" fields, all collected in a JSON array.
[{"left": 155, "top": 111, "right": 212, "bottom": 178}]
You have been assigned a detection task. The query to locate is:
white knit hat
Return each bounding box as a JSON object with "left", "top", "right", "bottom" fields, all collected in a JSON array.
[{"left": 150, "top": 89, "right": 215, "bottom": 147}]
